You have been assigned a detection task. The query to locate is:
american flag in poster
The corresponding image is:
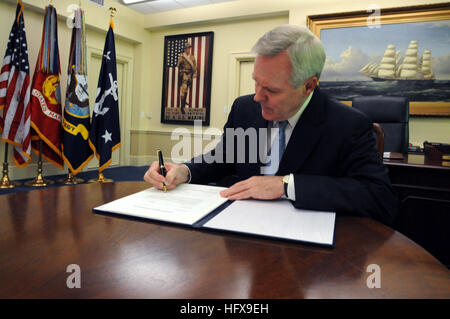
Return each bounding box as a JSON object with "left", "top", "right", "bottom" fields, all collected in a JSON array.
[{"left": 162, "top": 33, "right": 213, "bottom": 123}]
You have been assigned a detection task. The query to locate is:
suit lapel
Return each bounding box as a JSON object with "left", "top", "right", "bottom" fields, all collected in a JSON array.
[
  {"left": 241, "top": 98, "right": 268, "bottom": 176},
  {"left": 253, "top": 104, "right": 269, "bottom": 175},
  {"left": 277, "top": 88, "right": 326, "bottom": 175}
]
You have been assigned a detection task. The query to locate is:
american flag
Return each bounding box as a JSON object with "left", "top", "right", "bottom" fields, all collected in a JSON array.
[
  {"left": 163, "top": 35, "right": 211, "bottom": 110},
  {"left": 0, "top": 2, "right": 31, "bottom": 167}
]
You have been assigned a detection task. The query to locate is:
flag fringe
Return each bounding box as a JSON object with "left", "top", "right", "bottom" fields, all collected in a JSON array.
[
  {"left": 88, "top": 139, "right": 121, "bottom": 172},
  {"left": 61, "top": 149, "right": 94, "bottom": 176},
  {"left": 12, "top": 155, "right": 31, "bottom": 168},
  {"left": 1, "top": 137, "right": 23, "bottom": 147},
  {"left": 30, "top": 122, "right": 62, "bottom": 157}
]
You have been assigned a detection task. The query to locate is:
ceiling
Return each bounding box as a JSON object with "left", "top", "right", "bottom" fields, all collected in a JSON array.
[{"left": 113, "top": 0, "right": 236, "bottom": 14}]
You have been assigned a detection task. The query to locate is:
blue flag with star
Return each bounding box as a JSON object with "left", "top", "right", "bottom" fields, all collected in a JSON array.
[{"left": 89, "top": 25, "right": 120, "bottom": 172}]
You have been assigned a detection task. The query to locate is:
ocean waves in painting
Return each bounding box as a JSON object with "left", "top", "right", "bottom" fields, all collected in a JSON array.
[{"left": 319, "top": 80, "right": 450, "bottom": 102}]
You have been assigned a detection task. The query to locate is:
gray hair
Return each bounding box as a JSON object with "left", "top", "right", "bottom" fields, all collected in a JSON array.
[{"left": 252, "top": 24, "right": 326, "bottom": 88}]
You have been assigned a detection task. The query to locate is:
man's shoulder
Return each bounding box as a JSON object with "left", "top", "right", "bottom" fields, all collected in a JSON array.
[
  {"left": 232, "top": 94, "right": 260, "bottom": 113},
  {"left": 234, "top": 93, "right": 257, "bottom": 104},
  {"left": 227, "top": 94, "right": 264, "bottom": 127}
]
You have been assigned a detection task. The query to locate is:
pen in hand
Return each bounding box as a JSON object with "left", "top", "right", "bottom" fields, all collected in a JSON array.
[{"left": 157, "top": 149, "right": 167, "bottom": 192}]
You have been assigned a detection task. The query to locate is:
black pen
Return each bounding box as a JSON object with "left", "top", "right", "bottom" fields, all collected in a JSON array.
[{"left": 157, "top": 149, "right": 167, "bottom": 192}]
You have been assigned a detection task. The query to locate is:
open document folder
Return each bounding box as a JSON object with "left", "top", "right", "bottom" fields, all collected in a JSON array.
[{"left": 93, "top": 184, "right": 336, "bottom": 247}]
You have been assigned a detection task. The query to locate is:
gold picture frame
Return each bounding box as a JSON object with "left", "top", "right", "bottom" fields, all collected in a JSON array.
[{"left": 308, "top": 4, "right": 450, "bottom": 116}]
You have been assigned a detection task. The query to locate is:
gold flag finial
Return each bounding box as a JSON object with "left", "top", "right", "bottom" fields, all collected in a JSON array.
[{"left": 109, "top": 7, "right": 116, "bottom": 29}]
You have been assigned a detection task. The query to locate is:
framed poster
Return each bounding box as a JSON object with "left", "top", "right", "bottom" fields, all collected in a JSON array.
[
  {"left": 161, "top": 32, "right": 214, "bottom": 125},
  {"left": 308, "top": 4, "right": 450, "bottom": 116}
]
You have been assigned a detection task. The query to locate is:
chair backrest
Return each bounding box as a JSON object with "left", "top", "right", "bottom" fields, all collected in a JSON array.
[
  {"left": 352, "top": 96, "right": 409, "bottom": 153},
  {"left": 373, "top": 123, "right": 385, "bottom": 159}
]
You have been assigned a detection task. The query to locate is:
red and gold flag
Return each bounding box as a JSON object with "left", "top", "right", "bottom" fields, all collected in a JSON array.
[{"left": 29, "top": 5, "right": 63, "bottom": 168}]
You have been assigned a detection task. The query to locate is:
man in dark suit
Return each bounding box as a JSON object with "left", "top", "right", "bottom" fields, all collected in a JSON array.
[{"left": 145, "top": 25, "right": 397, "bottom": 225}]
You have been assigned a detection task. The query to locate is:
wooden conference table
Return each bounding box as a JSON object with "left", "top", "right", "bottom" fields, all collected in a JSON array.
[{"left": 1, "top": 182, "right": 449, "bottom": 299}]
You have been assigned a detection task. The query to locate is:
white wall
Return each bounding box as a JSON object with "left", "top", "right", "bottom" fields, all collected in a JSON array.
[{"left": 1, "top": 0, "right": 448, "bottom": 178}]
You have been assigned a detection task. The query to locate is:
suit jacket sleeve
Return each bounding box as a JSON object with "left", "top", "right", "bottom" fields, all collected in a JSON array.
[
  {"left": 184, "top": 101, "right": 237, "bottom": 184},
  {"left": 292, "top": 118, "right": 398, "bottom": 226}
]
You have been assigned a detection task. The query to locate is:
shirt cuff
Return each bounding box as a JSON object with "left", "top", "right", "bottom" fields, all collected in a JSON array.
[
  {"left": 286, "top": 173, "right": 296, "bottom": 201},
  {"left": 182, "top": 164, "right": 192, "bottom": 184}
]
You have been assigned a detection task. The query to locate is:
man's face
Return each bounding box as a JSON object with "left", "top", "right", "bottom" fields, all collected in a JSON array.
[{"left": 253, "top": 51, "right": 306, "bottom": 122}]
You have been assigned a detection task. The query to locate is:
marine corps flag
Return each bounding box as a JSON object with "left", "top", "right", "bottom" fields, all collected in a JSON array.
[
  {"left": 0, "top": 1, "right": 31, "bottom": 167},
  {"left": 62, "top": 8, "right": 93, "bottom": 175},
  {"left": 30, "top": 5, "right": 64, "bottom": 169},
  {"left": 89, "top": 24, "right": 120, "bottom": 172}
]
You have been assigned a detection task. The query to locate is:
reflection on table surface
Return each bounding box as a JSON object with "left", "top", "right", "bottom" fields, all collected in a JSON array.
[{"left": 1, "top": 182, "right": 449, "bottom": 298}]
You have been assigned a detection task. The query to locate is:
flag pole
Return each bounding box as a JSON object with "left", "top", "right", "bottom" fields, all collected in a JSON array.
[
  {"left": 29, "top": 4, "right": 67, "bottom": 184},
  {"left": 88, "top": 171, "right": 113, "bottom": 184},
  {"left": 24, "top": 139, "right": 54, "bottom": 186},
  {"left": 88, "top": 7, "right": 117, "bottom": 185},
  {"left": 0, "top": 143, "right": 21, "bottom": 188},
  {"left": 57, "top": 169, "right": 85, "bottom": 184}
]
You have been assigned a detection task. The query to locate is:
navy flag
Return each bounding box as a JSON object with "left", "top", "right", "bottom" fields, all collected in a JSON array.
[
  {"left": 62, "top": 8, "right": 93, "bottom": 175},
  {"left": 89, "top": 24, "right": 120, "bottom": 172}
]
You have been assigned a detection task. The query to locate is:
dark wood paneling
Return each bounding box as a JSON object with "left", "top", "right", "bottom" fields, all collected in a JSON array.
[{"left": 385, "top": 154, "right": 450, "bottom": 267}]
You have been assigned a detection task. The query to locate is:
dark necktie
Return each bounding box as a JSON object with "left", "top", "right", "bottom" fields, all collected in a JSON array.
[
  {"left": 265, "top": 120, "right": 288, "bottom": 176},
  {"left": 277, "top": 120, "right": 289, "bottom": 163}
]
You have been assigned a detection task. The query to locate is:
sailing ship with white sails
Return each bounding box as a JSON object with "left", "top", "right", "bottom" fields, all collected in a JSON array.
[{"left": 359, "top": 40, "right": 435, "bottom": 82}]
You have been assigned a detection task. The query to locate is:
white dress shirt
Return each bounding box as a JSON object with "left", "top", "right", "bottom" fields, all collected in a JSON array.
[
  {"left": 184, "top": 90, "right": 315, "bottom": 201},
  {"left": 268, "top": 91, "right": 314, "bottom": 201}
]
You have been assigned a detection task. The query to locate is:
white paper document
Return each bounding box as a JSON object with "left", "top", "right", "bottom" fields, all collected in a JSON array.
[
  {"left": 94, "top": 184, "right": 228, "bottom": 225},
  {"left": 203, "top": 199, "right": 336, "bottom": 246},
  {"left": 95, "top": 185, "right": 336, "bottom": 246}
]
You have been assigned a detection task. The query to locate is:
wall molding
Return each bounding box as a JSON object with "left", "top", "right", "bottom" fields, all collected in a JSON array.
[
  {"left": 7, "top": 161, "right": 94, "bottom": 180},
  {"left": 130, "top": 155, "right": 189, "bottom": 167},
  {"left": 131, "top": 129, "right": 222, "bottom": 139}
]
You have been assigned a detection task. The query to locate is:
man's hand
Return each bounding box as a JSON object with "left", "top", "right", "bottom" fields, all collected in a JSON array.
[
  {"left": 144, "top": 162, "right": 190, "bottom": 191},
  {"left": 220, "top": 176, "right": 284, "bottom": 200}
]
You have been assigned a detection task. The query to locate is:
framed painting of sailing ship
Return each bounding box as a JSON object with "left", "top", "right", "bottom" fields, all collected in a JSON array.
[
  {"left": 308, "top": 4, "right": 450, "bottom": 116},
  {"left": 161, "top": 32, "right": 214, "bottom": 125}
]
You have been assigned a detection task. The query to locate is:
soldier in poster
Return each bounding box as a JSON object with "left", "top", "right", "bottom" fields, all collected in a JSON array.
[{"left": 177, "top": 41, "right": 197, "bottom": 114}]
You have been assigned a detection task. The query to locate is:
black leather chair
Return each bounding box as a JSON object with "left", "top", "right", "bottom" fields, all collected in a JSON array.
[
  {"left": 352, "top": 96, "right": 409, "bottom": 153},
  {"left": 372, "top": 122, "right": 385, "bottom": 160}
]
